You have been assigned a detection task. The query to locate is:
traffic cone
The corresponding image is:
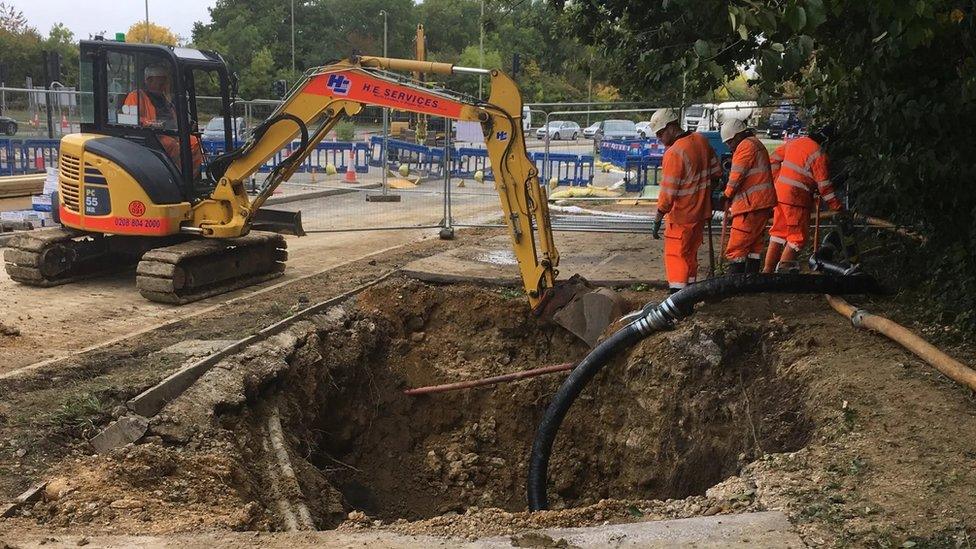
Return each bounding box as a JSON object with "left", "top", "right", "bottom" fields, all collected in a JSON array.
[
  {"left": 34, "top": 152, "right": 44, "bottom": 170},
  {"left": 60, "top": 114, "right": 68, "bottom": 131},
  {"left": 344, "top": 150, "right": 357, "bottom": 183},
  {"left": 31, "top": 112, "right": 39, "bottom": 128}
]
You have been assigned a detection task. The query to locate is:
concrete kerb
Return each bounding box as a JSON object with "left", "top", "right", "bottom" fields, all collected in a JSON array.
[{"left": 89, "top": 270, "right": 397, "bottom": 454}]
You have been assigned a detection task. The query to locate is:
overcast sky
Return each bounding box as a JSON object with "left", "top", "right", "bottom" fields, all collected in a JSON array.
[{"left": 7, "top": 0, "right": 218, "bottom": 42}]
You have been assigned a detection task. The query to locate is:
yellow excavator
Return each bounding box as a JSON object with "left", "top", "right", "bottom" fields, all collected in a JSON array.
[{"left": 3, "top": 39, "right": 620, "bottom": 341}]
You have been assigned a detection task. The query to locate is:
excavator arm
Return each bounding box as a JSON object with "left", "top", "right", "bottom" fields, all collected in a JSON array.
[{"left": 192, "top": 56, "right": 560, "bottom": 309}]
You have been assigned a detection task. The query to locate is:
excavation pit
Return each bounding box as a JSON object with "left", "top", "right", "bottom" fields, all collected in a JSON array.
[
  {"left": 29, "top": 279, "right": 816, "bottom": 534},
  {"left": 226, "top": 280, "right": 816, "bottom": 530}
]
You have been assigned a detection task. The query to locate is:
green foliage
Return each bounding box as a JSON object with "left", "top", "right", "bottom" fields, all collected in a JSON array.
[
  {"left": 334, "top": 120, "right": 355, "bottom": 141},
  {"left": 565, "top": 0, "right": 976, "bottom": 331}
]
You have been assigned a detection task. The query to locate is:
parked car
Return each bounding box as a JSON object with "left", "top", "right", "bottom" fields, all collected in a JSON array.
[
  {"left": 766, "top": 111, "right": 803, "bottom": 139},
  {"left": 201, "top": 116, "right": 247, "bottom": 141},
  {"left": 0, "top": 116, "right": 17, "bottom": 136},
  {"left": 535, "top": 121, "right": 580, "bottom": 140},
  {"left": 635, "top": 121, "right": 652, "bottom": 138},
  {"left": 583, "top": 122, "right": 600, "bottom": 138},
  {"left": 591, "top": 119, "right": 639, "bottom": 141}
]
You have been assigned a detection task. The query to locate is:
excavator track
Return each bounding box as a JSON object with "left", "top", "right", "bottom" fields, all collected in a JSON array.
[
  {"left": 136, "top": 231, "right": 287, "bottom": 304},
  {"left": 3, "top": 227, "right": 128, "bottom": 286}
]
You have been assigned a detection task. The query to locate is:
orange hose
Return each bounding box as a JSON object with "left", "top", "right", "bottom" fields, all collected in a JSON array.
[{"left": 826, "top": 295, "right": 976, "bottom": 392}]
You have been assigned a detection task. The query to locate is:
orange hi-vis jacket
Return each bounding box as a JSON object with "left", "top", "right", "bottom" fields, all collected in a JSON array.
[
  {"left": 659, "top": 132, "right": 722, "bottom": 224},
  {"left": 123, "top": 90, "right": 175, "bottom": 128},
  {"left": 723, "top": 135, "right": 776, "bottom": 216},
  {"left": 771, "top": 137, "right": 843, "bottom": 210}
]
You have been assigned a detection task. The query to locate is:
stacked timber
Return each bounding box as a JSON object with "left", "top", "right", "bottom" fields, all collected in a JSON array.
[{"left": 0, "top": 174, "right": 45, "bottom": 199}]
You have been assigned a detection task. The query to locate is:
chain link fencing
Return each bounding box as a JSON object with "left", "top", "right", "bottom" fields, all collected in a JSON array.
[{"left": 1, "top": 89, "right": 802, "bottom": 236}]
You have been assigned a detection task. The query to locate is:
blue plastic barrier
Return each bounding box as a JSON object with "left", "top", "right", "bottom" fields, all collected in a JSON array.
[
  {"left": 0, "top": 138, "right": 14, "bottom": 176},
  {"left": 19, "top": 139, "right": 60, "bottom": 173},
  {"left": 453, "top": 147, "right": 494, "bottom": 181},
  {"left": 533, "top": 152, "right": 594, "bottom": 186}
]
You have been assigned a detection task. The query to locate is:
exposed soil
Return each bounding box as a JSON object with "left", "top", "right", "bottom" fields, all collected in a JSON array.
[
  {"left": 3, "top": 275, "right": 976, "bottom": 547},
  {"left": 0, "top": 232, "right": 466, "bottom": 501}
]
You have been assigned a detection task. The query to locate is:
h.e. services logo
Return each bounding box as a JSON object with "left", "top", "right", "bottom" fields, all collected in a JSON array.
[{"left": 326, "top": 74, "right": 351, "bottom": 95}]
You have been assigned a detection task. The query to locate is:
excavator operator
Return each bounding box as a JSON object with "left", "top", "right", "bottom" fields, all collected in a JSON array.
[{"left": 122, "top": 65, "right": 203, "bottom": 176}]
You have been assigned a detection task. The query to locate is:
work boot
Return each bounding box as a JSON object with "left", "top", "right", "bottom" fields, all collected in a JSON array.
[
  {"left": 763, "top": 242, "right": 784, "bottom": 273},
  {"left": 775, "top": 260, "right": 800, "bottom": 273},
  {"left": 746, "top": 258, "right": 762, "bottom": 273},
  {"left": 727, "top": 261, "right": 746, "bottom": 274}
]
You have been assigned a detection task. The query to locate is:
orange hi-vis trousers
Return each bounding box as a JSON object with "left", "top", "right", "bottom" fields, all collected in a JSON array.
[
  {"left": 726, "top": 209, "right": 772, "bottom": 262},
  {"left": 769, "top": 203, "right": 811, "bottom": 251},
  {"left": 664, "top": 221, "right": 704, "bottom": 290}
]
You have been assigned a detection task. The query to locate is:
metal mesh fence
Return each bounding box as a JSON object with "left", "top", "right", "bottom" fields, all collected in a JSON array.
[{"left": 0, "top": 89, "right": 801, "bottom": 235}]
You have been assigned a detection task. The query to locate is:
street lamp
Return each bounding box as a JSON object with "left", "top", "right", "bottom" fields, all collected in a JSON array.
[
  {"left": 380, "top": 10, "right": 389, "bottom": 195},
  {"left": 291, "top": 0, "right": 296, "bottom": 72},
  {"left": 478, "top": 0, "right": 484, "bottom": 100}
]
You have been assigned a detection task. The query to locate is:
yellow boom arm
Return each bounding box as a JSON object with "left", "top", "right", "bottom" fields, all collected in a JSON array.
[{"left": 191, "top": 56, "right": 559, "bottom": 308}]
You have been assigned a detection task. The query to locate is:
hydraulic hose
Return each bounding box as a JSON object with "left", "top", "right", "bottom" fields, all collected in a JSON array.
[
  {"left": 526, "top": 272, "right": 883, "bottom": 511},
  {"left": 826, "top": 295, "right": 976, "bottom": 392}
]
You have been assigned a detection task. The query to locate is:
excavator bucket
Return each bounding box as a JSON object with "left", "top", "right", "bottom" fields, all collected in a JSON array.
[
  {"left": 251, "top": 207, "right": 306, "bottom": 236},
  {"left": 535, "top": 274, "right": 628, "bottom": 347}
]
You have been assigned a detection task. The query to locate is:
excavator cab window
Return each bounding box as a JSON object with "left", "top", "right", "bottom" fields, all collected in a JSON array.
[{"left": 80, "top": 40, "right": 235, "bottom": 201}]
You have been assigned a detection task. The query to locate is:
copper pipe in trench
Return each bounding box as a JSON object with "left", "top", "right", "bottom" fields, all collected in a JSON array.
[
  {"left": 826, "top": 295, "right": 976, "bottom": 392},
  {"left": 404, "top": 362, "right": 575, "bottom": 396}
]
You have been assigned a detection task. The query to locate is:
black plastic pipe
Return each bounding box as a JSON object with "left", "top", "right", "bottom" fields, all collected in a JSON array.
[{"left": 526, "top": 272, "right": 883, "bottom": 511}]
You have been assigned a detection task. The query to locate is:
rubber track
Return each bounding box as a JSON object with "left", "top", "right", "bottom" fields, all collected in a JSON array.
[
  {"left": 136, "top": 231, "right": 287, "bottom": 304},
  {"left": 2, "top": 228, "right": 121, "bottom": 287}
]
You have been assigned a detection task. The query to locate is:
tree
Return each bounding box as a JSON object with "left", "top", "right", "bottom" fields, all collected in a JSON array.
[
  {"left": 126, "top": 21, "right": 178, "bottom": 46},
  {"left": 239, "top": 47, "right": 275, "bottom": 99},
  {"left": 564, "top": 0, "right": 976, "bottom": 330},
  {"left": 0, "top": 1, "right": 30, "bottom": 34}
]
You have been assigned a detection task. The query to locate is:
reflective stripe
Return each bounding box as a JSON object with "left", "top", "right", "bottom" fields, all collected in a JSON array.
[
  {"left": 777, "top": 175, "right": 811, "bottom": 192},
  {"left": 661, "top": 174, "right": 680, "bottom": 184},
  {"left": 782, "top": 160, "right": 812, "bottom": 178},
  {"left": 822, "top": 192, "right": 836, "bottom": 201},
  {"left": 787, "top": 242, "right": 802, "bottom": 251},
  {"left": 747, "top": 253, "right": 761, "bottom": 259},
  {"left": 731, "top": 181, "right": 774, "bottom": 203},
  {"left": 743, "top": 166, "right": 770, "bottom": 177},
  {"left": 669, "top": 282, "right": 687, "bottom": 289},
  {"left": 670, "top": 181, "right": 710, "bottom": 196},
  {"left": 674, "top": 147, "right": 692, "bottom": 176},
  {"left": 816, "top": 178, "right": 833, "bottom": 190},
  {"left": 729, "top": 165, "right": 746, "bottom": 174},
  {"left": 769, "top": 236, "right": 786, "bottom": 244},
  {"left": 805, "top": 149, "right": 822, "bottom": 170}
]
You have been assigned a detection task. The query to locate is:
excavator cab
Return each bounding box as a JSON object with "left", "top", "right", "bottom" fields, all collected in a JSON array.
[{"left": 78, "top": 39, "right": 235, "bottom": 201}]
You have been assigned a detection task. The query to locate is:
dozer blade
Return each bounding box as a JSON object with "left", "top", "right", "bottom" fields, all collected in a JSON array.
[
  {"left": 251, "top": 207, "right": 305, "bottom": 236},
  {"left": 136, "top": 231, "right": 287, "bottom": 304},
  {"left": 535, "top": 274, "right": 627, "bottom": 347}
]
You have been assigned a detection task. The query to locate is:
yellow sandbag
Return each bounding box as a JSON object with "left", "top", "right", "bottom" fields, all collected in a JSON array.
[{"left": 387, "top": 178, "right": 418, "bottom": 189}]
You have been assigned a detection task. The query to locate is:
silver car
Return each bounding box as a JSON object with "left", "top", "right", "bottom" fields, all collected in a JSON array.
[
  {"left": 535, "top": 121, "right": 580, "bottom": 140},
  {"left": 588, "top": 119, "right": 640, "bottom": 141},
  {"left": 583, "top": 122, "right": 600, "bottom": 138},
  {"left": 202, "top": 116, "right": 247, "bottom": 141}
]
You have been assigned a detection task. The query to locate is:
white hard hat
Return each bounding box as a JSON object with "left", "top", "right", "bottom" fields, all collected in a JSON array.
[
  {"left": 649, "top": 108, "right": 681, "bottom": 135},
  {"left": 144, "top": 65, "right": 169, "bottom": 79},
  {"left": 720, "top": 117, "right": 748, "bottom": 143}
]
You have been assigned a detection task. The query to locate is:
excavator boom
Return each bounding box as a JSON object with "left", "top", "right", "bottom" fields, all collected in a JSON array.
[{"left": 200, "top": 56, "right": 561, "bottom": 309}]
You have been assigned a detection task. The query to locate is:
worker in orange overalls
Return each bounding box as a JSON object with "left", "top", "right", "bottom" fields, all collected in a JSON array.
[
  {"left": 650, "top": 108, "right": 723, "bottom": 293},
  {"left": 719, "top": 117, "right": 776, "bottom": 273},
  {"left": 122, "top": 65, "right": 203, "bottom": 176},
  {"left": 763, "top": 126, "right": 845, "bottom": 272}
]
